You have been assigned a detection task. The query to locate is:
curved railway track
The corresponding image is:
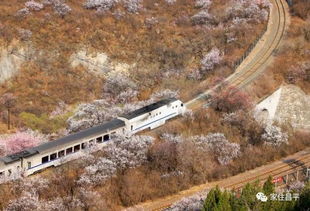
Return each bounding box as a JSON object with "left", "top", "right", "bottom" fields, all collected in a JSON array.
[
  {"left": 133, "top": 0, "right": 290, "bottom": 210},
  {"left": 227, "top": 0, "right": 287, "bottom": 89},
  {"left": 186, "top": 0, "right": 288, "bottom": 108}
]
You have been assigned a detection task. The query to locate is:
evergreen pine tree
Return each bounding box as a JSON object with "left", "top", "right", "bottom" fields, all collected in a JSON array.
[
  {"left": 203, "top": 187, "right": 221, "bottom": 211},
  {"left": 295, "top": 182, "right": 310, "bottom": 210},
  {"left": 240, "top": 181, "right": 261, "bottom": 210},
  {"left": 230, "top": 193, "right": 248, "bottom": 211},
  {"left": 263, "top": 176, "right": 275, "bottom": 196}
]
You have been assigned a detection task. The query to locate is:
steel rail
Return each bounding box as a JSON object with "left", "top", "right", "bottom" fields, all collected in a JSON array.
[{"left": 134, "top": 0, "right": 291, "bottom": 210}]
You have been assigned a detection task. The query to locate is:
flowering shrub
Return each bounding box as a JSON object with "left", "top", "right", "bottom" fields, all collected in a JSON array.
[
  {"left": 6, "top": 192, "right": 41, "bottom": 211},
  {"left": 105, "top": 134, "right": 154, "bottom": 169},
  {"left": 182, "top": 109, "right": 195, "bottom": 121},
  {"left": 123, "top": 0, "right": 142, "bottom": 13},
  {"left": 84, "top": 0, "right": 143, "bottom": 13},
  {"left": 207, "top": 133, "right": 240, "bottom": 165},
  {"left": 150, "top": 89, "right": 179, "bottom": 100},
  {"left": 25, "top": 1, "right": 44, "bottom": 11},
  {"left": 78, "top": 134, "right": 153, "bottom": 186},
  {"left": 18, "top": 29, "right": 32, "bottom": 41},
  {"left": 40, "top": 197, "right": 66, "bottom": 210},
  {"left": 42, "top": 0, "right": 57, "bottom": 5},
  {"left": 195, "top": 0, "right": 212, "bottom": 9},
  {"left": 66, "top": 99, "right": 119, "bottom": 132},
  {"left": 0, "top": 130, "right": 46, "bottom": 156},
  {"left": 165, "top": 0, "right": 177, "bottom": 5},
  {"left": 14, "top": 177, "right": 49, "bottom": 196},
  {"left": 84, "top": 0, "right": 118, "bottom": 10},
  {"left": 49, "top": 101, "right": 68, "bottom": 118},
  {"left": 210, "top": 86, "right": 252, "bottom": 112},
  {"left": 167, "top": 191, "right": 209, "bottom": 210},
  {"left": 187, "top": 69, "right": 203, "bottom": 80},
  {"left": 261, "top": 125, "right": 288, "bottom": 146},
  {"left": 16, "top": 8, "right": 31, "bottom": 17},
  {"left": 194, "top": 133, "right": 241, "bottom": 165},
  {"left": 201, "top": 47, "right": 223, "bottom": 72},
  {"left": 103, "top": 72, "right": 137, "bottom": 101},
  {"left": 227, "top": 0, "right": 270, "bottom": 23},
  {"left": 53, "top": 2, "right": 71, "bottom": 16},
  {"left": 78, "top": 158, "right": 117, "bottom": 186},
  {"left": 191, "top": 10, "right": 211, "bottom": 25},
  {"left": 161, "top": 133, "right": 183, "bottom": 144},
  {"left": 7, "top": 176, "right": 52, "bottom": 210},
  {"left": 145, "top": 17, "right": 159, "bottom": 28},
  {"left": 113, "top": 9, "right": 125, "bottom": 19},
  {"left": 286, "top": 63, "right": 309, "bottom": 84},
  {"left": 221, "top": 111, "right": 248, "bottom": 128}
]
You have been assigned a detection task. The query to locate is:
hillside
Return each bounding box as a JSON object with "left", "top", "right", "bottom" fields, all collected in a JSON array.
[
  {"left": 0, "top": 0, "right": 269, "bottom": 134},
  {"left": 2, "top": 0, "right": 310, "bottom": 211}
]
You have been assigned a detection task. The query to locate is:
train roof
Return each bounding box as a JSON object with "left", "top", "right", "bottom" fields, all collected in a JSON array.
[
  {"left": 120, "top": 98, "right": 178, "bottom": 120},
  {"left": 0, "top": 149, "right": 38, "bottom": 164},
  {"left": 0, "top": 118, "right": 125, "bottom": 164},
  {"left": 32, "top": 118, "right": 125, "bottom": 153}
]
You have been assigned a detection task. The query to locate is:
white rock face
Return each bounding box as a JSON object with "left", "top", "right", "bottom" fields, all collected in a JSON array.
[
  {"left": 70, "top": 49, "right": 134, "bottom": 75},
  {"left": 254, "top": 85, "right": 310, "bottom": 130},
  {"left": 0, "top": 46, "right": 26, "bottom": 83}
]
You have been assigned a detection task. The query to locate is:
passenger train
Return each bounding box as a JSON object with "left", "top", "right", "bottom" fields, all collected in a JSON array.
[{"left": 0, "top": 98, "right": 185, "bottom": 180}]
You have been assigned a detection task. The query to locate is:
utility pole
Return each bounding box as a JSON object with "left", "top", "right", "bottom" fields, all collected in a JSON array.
[{"left": 7, "top": 107, "right": 10, "bottom": 130}]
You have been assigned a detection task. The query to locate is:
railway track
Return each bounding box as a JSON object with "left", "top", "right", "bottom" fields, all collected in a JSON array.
[
  {"left": 186, "top": 0, "right": 288, "bottom": 108},
  {"left": 224, "top": 153, "right": 310, "bottom": 190},
  {"left": 227, "top": 0, "right": 287, "bottom": 89},
  {"left": 132, "top": 0, "right": 291, "bottom": 210},
  {"left": 142, "top": 149, "right": 310, "bottom": 211}
]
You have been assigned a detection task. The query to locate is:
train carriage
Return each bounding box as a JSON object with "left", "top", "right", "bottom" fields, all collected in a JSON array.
[{"left": 0, "top": 98, "right": 186, "bottom": 181}]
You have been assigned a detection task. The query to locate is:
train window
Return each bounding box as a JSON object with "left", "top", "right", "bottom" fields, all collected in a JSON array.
[
  {"left": 58, "top": 150, "right": 65, "bottom": 158},
  {"left": 181, "top": 103, "right": 184, "bottom": 107},
  {"left": 66, "top": 147, "right": 73, "bottom": 155},
  {"left": 81, "top": 143, "right": 87, "bottom": 149},
  {"left": 8, "top": 169, "right": 12, "bottom": 176},
  {"left": 131, "top": 125, "right": 133, "bottom": 131},
  {"left": 42, "top": 156, "right": 49, "bottom": 164},
  {"left": 89, "top": 140, "right": 94, "bottom": 146},
  {"left": 74, "top": 145, "right": 80, "bottom": 152},
  {"left": 103, "top": 134, "right": 110, "bottom": 141},
  {"left": 96, "top": 137, "right": 103, "bottom": 143},
  {"left": 50, "top": 153, "right": 57, "bottom": 161},
  {"left": 27, "top": 162, "right": 31, "bottom": 169}
]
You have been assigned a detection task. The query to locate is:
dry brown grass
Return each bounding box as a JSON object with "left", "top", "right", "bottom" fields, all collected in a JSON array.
[{"left": 0, "top": 0, "right": 267, "bottom": 132}]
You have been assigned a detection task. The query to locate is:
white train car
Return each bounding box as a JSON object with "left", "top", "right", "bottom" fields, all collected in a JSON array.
[
  {"left": 23, "top": 118, "right": 125, "bottom": 176},
  {"left": 0, "top": 98, "right": 186, "bottom": 181},
  {"left": 0, "top": 158, "right": 21, "bottom": 180},
  {"left": 0, "top": 119, "right": 125, "bottom": 178},
  {"left": 118, "top": 98, "right": 185, "bottom": 134}
]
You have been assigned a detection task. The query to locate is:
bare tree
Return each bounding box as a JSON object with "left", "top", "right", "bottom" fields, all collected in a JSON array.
[{"left": 1, "top": 93, "right": 17, "bottom": 130}]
